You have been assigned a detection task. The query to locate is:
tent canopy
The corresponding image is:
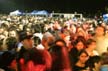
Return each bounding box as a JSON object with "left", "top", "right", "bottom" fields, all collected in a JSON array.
[
  {"left": 9, "top": 10, "right": 22, "bottom": 15},
  {"left": 30, "top": 10, "right": 49, "bottom": 15},
  {"left": 103, "top": 14, "right": 108, "bottom": 23}
]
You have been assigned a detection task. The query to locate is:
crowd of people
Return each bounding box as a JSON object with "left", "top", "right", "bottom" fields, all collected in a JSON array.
[{"left": 0, "top": 14, "right": 108, "bottom": 71}]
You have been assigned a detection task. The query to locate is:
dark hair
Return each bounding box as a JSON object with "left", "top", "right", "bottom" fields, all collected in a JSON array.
[
  {"left": 18, "top": 30, "right": 33, "bottom": 42},
  {"left": 51, "top": 45, "right": 71, "bottom": 71},
  {"left": 86, "top": 56, "right": 101, "bottom": 71},
  {"left": 22, "top": 48, "right": 52, "bottom": 71},
  {"left": 78, "top": 49, "right": 89, "bottom": 57},
  {"left": 23, "top": 48, "right": 46, "bottom": 65},
  {"left": 33, "top": 36, "right": 41, "bottom": 46},
  {"left": 55, "top": 39, "right": 66, "bottom": 47},
  {"left": 0, "top": 39, "right": 3, "bottom": 50},
  {"left": 73, "top": 36, "right": 86, "bottom": 47},
  {"left": 6, "top": 37, "right": 17, "bottom": 50},
  {"left": 0, "top": 51, "right": 15, "bottom": 67},
  {"left": 101, "top": 52, "right": 108, "bottom": 65},
  {"left": 86, "top": 39, "right": 96, "bottom": 46}
]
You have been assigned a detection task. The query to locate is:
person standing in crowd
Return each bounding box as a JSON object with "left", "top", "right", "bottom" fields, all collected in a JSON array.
[
  {"left": 73, "top": 50, "right": 89, "bottom": 71},
  {"left": 85, "top": 39, "right": 99, "bottom": 56},
  {"left": 16, "top": 30, "right": 34, "bottom": 71},
  {"left": 69, "top": 36, "right": 86, "bottom": 68},
  {"left": 93, "top": 25, "right": 108, "bottom": 55}
]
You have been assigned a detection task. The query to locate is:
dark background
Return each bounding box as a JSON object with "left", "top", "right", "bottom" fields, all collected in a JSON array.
[{"left": 0, "top": 0, "right": 108, "bottom": 16}]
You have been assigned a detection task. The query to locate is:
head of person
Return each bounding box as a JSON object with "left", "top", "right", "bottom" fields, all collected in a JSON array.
[
  {"left": 20, "top": 48, "right": 52, "bottom": 71},
  {"left": 18, "top": 30, "right": 34, "bottom": 49},
  {"left": 100, "top": 53, "right": 108, "bottom": 71},
  {"left": 42, "top": 32, "right": 55, "bottom": 50},
  {"left": 77, "top": 50, "right": 89, "bottom": 64},
  {"left": 8, "top": 30, "right": 17, "bottom": 38},
  {"left": 86, "top": 38, "right": 96, "bottom": 50},
  {"left": 87, "top": 56, "right": 102, "bottom": 71},
  {"left": 95, "top": 25, "right": 105, "bottom": 36},
  {"left": 50, "top": 45, "right": 71, "bottom": 70},
  {"left": 6, "top": 37, "right": 18, "bottom": 51},
  {"left": 55, "top": 39, "right": 66, "bottom": 47},
  {"left": 18, "top": 24, "right": 24, "bottom": 31},
  {"left": 101, "top": 52, "right": 108, "bottom": 65},
  {"left": 74, "top": 36, "right": 86, "bottom": 51},
  {"left": 33, "top": 36, "right": 41, "bottom": 47}
]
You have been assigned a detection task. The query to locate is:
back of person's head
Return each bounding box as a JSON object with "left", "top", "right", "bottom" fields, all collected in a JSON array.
[
  {"left": 55, "top": 39, "right": 66, "bottom": 47},
  {"left": 86, "top": 56, "right": 101, "bottom": 70},
  {"left": 42, "top": 32, "right": 55, "bottom": 49},
  {"left": 21, "top": 48, "right": 52, "bottom": 71},
  {"left": 50, "top": 45, "right": 71, "bottom": 71},
  {"left": 42, "top": 32, "right": 54, "bottom": 41},
  {"left": 33, "top": 36, "right": 41, "bottom": 47},
  {"left": 29, "top": 48, "right": 46, "bottom": 65},
  {"left": 6, "top": 37, "right": 17, "bottom": 51},
  {"left": 101, "top": 52, "right": 108, "bottom": 65}
]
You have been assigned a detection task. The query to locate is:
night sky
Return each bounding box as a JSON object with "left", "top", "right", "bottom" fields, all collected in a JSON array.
[{"left": 0, "top": 0, "right": 108, "bottom": 14}]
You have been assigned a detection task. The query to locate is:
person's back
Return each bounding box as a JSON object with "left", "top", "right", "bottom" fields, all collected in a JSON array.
[
  {"left": 0, "top": 51, "right": 17, "bottom": 71},
  {"left": 50, "top": 45, "right": 72, "bottom": 71},
  {"left": 19, "top": 48, "right": 52, "bottom": 71}
]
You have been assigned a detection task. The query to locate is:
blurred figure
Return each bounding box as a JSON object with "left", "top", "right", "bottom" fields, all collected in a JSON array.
[
  {"left": 86, "top": 56, "right": 102, "bottom": 71},
  {"left": 69, "top": 36, "right": 86, "bottom": 67},
  {"left": 6, "top": 37, "right": 18, "bottom": 51},
  {"left": 16, "top": 30, "right": 34, "bottom": 71},
  {"left": 0, "top": 51, "right": 17, "bottom": 71},
  {"left": 41, "top": 32, "right": 55, "bottom": 50},
  {"left": 94, "top": 25, "right": 108, "bottom": 54},
  {"left": 85, "top": 39, "right": 99, "bottom": 56},
  {"left": 0, "top": 27, "right": 4, "bottom": 34},
  {"left": 100, "top": 52, "right": 108, "bottom": 71},
  {"left": 0, "top": 39, "right": 4, "bottom": 51},
  {"left": 76, "top": 27, "right": 87, "bottom": 39},
  {"left": 33, "top": 36, "right": 41, "bottom": 46},
  {"left": 8, "top": 30, "right": 17, "bottom": 38},
  {"left": 50, "top": 45, "right": 72, "bottom": 71},
  {"left": 55, "top": 39, "right": 66, "bottom": 47},
  {"left": 73, "top": 50, "right": 89, "bottom": 71},
  {"left": 19, "top": 48, "right": 52, "bottom": 71}
]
